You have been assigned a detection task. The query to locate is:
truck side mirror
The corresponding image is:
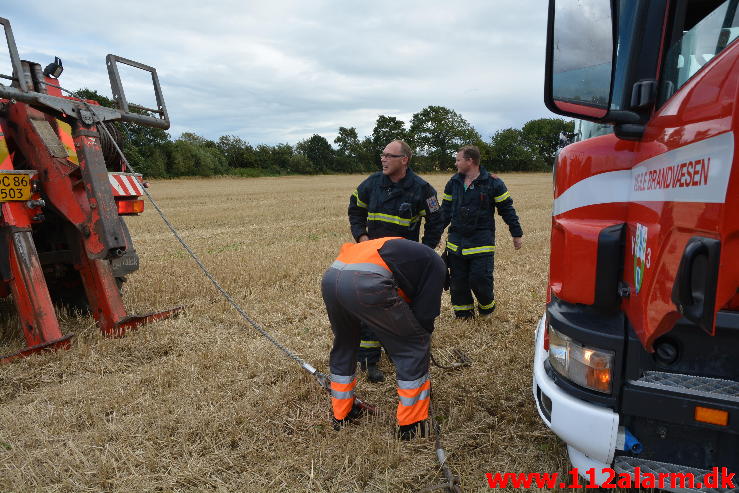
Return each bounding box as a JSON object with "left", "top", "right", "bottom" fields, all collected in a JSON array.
[{"left": 544, "top": 0, "right": 615, "bottom": 120}]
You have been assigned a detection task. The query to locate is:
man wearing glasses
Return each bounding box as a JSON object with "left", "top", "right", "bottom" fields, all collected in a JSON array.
[{"left": 348, "top": 139, "right": 444, "bottom": 383}]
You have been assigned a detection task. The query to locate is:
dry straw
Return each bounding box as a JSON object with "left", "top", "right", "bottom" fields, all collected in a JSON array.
[{"left": 0, "top": 173, "right": 571, "bottom": 492}]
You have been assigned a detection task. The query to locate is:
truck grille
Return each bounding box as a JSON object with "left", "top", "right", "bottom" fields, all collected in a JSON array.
[{"left": 632, "top": 371, "right": 739, "bottom": 403}]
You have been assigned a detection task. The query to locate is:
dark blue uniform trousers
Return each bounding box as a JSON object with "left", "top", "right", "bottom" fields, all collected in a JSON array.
[{"left": 448, "top": 252, "right": 495, "bottom": 318}]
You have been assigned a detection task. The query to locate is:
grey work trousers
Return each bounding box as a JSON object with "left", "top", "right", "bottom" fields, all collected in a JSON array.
[{"left": 321, "top": 265, "right": 430, "bottom": 382}]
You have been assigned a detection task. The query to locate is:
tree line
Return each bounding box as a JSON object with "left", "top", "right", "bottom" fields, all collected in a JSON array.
[{"left": 78, "top": 90, "right": 573, "bottom": 178}]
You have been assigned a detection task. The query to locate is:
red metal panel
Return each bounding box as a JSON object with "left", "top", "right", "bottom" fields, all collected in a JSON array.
[
  {"left": 623, "top": 41, "right": 739, "bottom": 349},
  {"left": 5, "top": 225, "right": 64, "bottom": 347}
]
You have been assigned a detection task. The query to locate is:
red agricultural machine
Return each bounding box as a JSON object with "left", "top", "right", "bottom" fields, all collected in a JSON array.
[{"left": 0, "top": 17, "right": 180, "bottom": 362}]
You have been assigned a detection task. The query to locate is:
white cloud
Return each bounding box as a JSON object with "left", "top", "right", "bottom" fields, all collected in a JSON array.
[{"left": 4, "top": 1, "right": 552, "bottom": 145}]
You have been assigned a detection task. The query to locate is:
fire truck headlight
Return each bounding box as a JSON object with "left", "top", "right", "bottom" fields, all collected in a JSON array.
[{"left": 547, "top": 326, "right": 614, "bottom": 394}]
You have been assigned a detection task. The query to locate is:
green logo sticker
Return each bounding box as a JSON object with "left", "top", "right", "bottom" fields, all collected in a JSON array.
[{"left": 632, "top": 223, "right": 648, "bottom": 295}]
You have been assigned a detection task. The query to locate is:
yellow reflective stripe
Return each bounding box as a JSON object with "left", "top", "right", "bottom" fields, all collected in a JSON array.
[
  {"left": 419, "top": 210, "right": 426, "bottom": 216},
  {"left": 352, "top": 190, "right": 367, "bottom": 208},
  {"left": 442, "top": 193, "right": 453, "bottom": 201},
  {"left": 478, "top": 300, "right": 496, "bottom": 310},
  {"left": 446, "top": 242, "right": 458, "bottom": 252},
  {"left": 0, "top": 135, "right": 9, "bottom": 166},
  {"left": 367, "top": 213, "right": 420, "bottom": 227},
  {"left": 360, "top": 340, "right": 381, "bottom": 348},
  {"left": 453, "top": 304, "right": 474, "bottom": 311},
  {"left": 494, "top": 191, "right": 510, "bottom": 202},
  {"left": 461, "top": 245, "right": 496, "bottom": 255},
  {"left": 57, "top": 120, "right": 78, "bottom": 165}
]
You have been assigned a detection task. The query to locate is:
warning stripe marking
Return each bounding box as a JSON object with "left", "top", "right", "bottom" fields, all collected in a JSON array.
[{"left": 109, "top": 173, "right": 144, "bottom": 197}]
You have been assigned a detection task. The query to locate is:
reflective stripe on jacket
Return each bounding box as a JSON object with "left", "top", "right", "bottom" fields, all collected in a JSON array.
[
  {"left": 348, "top": 169, "right": 443, "bottom": 248},
  {"left": 440, "top": 167, "right": 522, "bottom": 256},
  {"left": 334, "top": 237, "right": 411, "bottom": 302}
]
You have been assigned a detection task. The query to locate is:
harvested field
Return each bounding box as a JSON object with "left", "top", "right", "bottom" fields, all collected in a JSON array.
[{"left": 0, "top": 172, "right": 571, "bottom": 492}]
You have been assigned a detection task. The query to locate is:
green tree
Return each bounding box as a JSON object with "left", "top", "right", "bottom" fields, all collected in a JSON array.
[
  {"left": 271, "top": 143, "right": 295, "bottom": 174},
  {"left": 409, "top": 106, "right": 480, "bottom": 171},
  {"left": 166, "top": 140, "right": 195, "bottom": 177},
  {"left": 254, "top": 144, "right": 274, "bottom": 171},
  {"left": 334, "top": 126, "right": 364, "bottom": 172},
  {"left": 296, "top": 134, "right": 335, "bottom": 173},
  {"left": 357, "top": 137, "right": 377, "bottom": 172},
  {"left": 217, "top": 135, "right": 257, "bottom": 169},
  {"left": 371, "top": 116, "right": 407, "bottom": 167},
  {"left": 288, "top": 154, "right": 316, "bottom": 174},
  {"left": 334, "top": 127, "right": 360, "bottom": 156},
  {"left": 489, "top": 128, "right": 539, "bottom": 172},
  {"left": 145, "top": 147, "right": 168, "bottom": 178},
  {"left": 521, "top": 118, "right": 575, "bottom": 169}
]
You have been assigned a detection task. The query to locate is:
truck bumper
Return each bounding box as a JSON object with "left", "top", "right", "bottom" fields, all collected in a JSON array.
[{"left": 532, "top": 315, "right": 619, "bottom": 478}]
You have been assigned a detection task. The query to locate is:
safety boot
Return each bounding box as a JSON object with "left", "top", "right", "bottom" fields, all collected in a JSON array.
[
  {"left": 332, "top": 403, "right": 365, "bottom": 430},
  {"left": 360, "top": 361, "right": 385, "bottom": 383},
  {"left": 479, "top": 301, "right": 496, "bottom": 319},
  {"left": 397, "top": 420, "right": 429, "bottom": 440}
]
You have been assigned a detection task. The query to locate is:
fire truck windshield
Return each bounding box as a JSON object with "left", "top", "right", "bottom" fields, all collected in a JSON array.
[
  {"left": 573, "top": 119, "right": 613, "bottom": 142},
  {"left": 659, "top": 0, "right": 739, "bottom": 105}
]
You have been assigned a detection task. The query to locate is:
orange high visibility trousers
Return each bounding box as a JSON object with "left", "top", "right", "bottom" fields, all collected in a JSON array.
[{"left": 322, "top": 238, "right": 431, "bottom": 425}]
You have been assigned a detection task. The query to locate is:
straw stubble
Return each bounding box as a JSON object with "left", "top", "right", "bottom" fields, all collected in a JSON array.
[{"left": 0, "top": 173, "right": 569, "bottom": 492}]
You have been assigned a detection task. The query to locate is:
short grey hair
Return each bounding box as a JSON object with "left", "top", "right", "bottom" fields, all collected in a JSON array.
[{"left": 393, "top": 140, "right": 413, "bottom": 160}]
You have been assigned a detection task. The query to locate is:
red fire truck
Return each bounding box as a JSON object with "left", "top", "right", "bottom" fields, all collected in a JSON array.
[{"left": 533, "top": 0, "right": 739, "bottom": 487}]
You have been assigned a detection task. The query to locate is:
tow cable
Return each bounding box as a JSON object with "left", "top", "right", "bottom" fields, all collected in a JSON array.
[{"left": 55, "top": 84, "right": 465, "bottom": 492}]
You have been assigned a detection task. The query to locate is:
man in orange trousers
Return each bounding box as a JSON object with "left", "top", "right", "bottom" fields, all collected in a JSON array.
[{"left": 321, "top": 237, "right": 446, "bottom": 439}]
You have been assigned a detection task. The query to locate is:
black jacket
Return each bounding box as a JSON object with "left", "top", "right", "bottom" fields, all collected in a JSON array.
[
  {"left": 348, "top": 168, "right": 443, "bottom": 248},
  {"left": 440, "top": 167, "right": 522, "bottom": 256},
  {"left": 378, "top": 239, "right": 446, "bottom": 332}
]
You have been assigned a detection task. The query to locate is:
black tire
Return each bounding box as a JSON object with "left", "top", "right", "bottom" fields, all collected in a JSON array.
[{"left": 47, "top": 267, "right": 124, "bottom": 313}]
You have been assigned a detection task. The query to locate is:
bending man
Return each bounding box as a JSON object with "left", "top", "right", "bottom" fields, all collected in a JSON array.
[{"left": 321, "top": 237, "right": 446, "bottom": 439}]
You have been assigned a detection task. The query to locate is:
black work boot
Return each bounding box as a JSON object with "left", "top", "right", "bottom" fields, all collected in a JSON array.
[
  {"left": 397, "top": 420, "right": 429, "bottom": 440},
  {"left": 360, "top": 361, "right": 385, "bottom": 383},
  {"left": 332, "top": 403, "right": 365, "bottom": 431}
]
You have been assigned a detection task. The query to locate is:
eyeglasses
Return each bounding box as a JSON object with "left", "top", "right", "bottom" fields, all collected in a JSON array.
[{"left": 380, "top": 153, "right": 406, "bottom": 159}]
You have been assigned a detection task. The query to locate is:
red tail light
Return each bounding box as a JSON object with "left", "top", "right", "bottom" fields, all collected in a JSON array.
[{"left": 117, "top": 199, "right": 144, "bottom": 215}]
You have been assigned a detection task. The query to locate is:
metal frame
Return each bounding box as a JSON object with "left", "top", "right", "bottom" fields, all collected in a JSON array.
[
  {"left": 0, "top": 17, "right": 27, "bottom": 92},
  {"left": 0, "top": 18, "right": 169, "bottom": 130},
  {"left": 106, "top": 54, "right": 170, "bottom": 129}
]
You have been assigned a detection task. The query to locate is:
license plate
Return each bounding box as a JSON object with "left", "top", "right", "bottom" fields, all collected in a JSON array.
[{"left": 0, "top": 172, "right": 32, "bottom": 202}]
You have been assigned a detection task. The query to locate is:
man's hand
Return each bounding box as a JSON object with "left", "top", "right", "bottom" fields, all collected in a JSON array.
[
  {"left": 513, "top": 237, "right": 523, "bottom": 250},
  {"left": 358, "top": 234, "right": 369, "bottom": 242}
]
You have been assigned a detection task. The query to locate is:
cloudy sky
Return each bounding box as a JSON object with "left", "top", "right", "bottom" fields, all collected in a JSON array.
[{"left": 3, "top": 1, "right": 550, "bottom": 145}]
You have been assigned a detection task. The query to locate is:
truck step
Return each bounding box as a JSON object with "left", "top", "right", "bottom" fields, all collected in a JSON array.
[
  {"left": 632, "top": 371, "right": 739, "bottom": 403},
  {"left": 614, "top": 456, "right": 738, "bottom": 492}
]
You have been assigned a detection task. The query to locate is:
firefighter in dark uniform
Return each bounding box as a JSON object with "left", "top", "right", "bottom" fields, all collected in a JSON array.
[
  {"left": 440, "top": 145, "right": 523, "bottom": 319},
  {"left": 321, "top": 237, "right": 446, "bottom": 439},
  {"left": 348, "top": 139, "right": 444, "bottom": 382}
]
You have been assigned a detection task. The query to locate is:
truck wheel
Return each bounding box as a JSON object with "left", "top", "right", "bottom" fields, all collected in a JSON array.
[{"left": 47, "top": 269, "right": 124, "bottom": 313}]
